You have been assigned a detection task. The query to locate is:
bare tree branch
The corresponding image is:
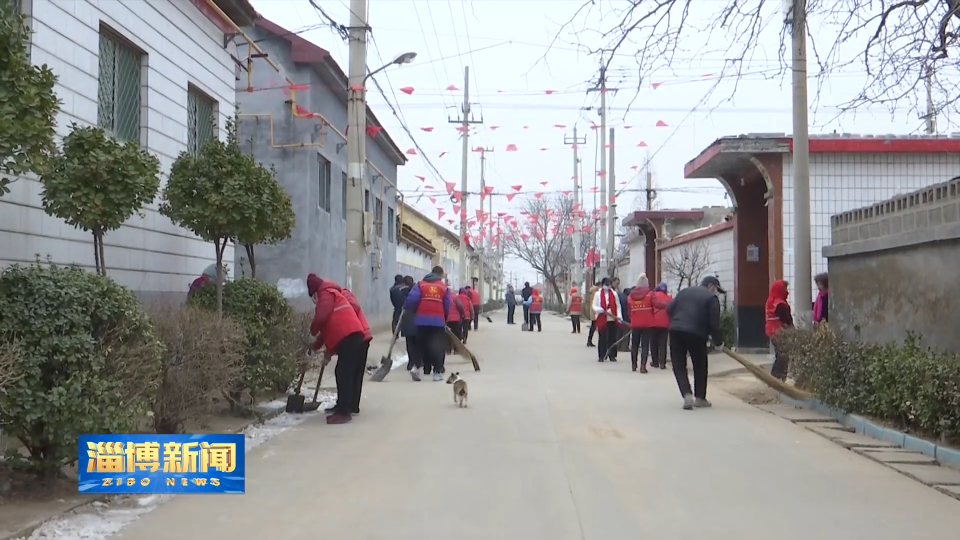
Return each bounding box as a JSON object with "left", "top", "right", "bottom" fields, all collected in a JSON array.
[{"left": 661, "top": 240, "right": 713, "bottom": 294}]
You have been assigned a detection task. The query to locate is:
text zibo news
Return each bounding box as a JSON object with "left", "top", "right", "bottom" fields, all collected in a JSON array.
[{"left": 78, "top": 434, "right": 246, "bottom": 494}]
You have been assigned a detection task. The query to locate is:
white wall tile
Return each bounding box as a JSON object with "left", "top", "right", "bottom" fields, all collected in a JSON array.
[{"left": 659, "top": 228, "right": 734, "bottom": 301}]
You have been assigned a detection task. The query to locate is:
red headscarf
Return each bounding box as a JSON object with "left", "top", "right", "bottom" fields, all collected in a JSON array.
[{"left": 765, "top": 279, "right": 789, "bottom": 312}]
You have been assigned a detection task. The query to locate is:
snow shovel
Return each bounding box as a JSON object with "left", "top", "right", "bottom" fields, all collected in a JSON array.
[
  {"left": 370, "top": 309, "right": 403, "bottom": 382},
  {"left": 285, "top": 370, "right": 309, "bottom": 413},
  {"left": 301, "top": 362, "right": 328, "bottom": 412},
  {"left": 445, "top": 326, "right": 480, "bottom": 371}
]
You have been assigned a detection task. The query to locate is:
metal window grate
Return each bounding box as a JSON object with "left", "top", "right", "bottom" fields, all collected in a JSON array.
[
  {"left": 318, "top": 157, "right": 331, "bottom": 212},
  {"left": 187, "top": 87, "right": 216, "bottom": 155},
  {"left": 375, "top": 197, "right": 383, "bottom": 237},
  {"left": 387, "top": 207, "right": 395, "bottom": 242},
  {"left": 341, "top": 172, "right": 347, "bottom": 218},
  {"left": 97, "top": 31, "right": 141, "bottom": 142}
]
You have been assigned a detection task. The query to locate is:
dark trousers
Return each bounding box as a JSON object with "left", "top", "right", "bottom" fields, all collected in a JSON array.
[
  {"left": 669, "top": 330, "right": 709, "bottom": 399},
  {"left": 418, "top": 325, "right": 447, "bottom": 375},
  {"left": 473, "top": 305, "right": 480, "bottom": 330},
  {"left": 587, "top": 319, "right": 597, "bottom": 344},
  {"left": 507, "top": 304, "right": 516, "bottom": 323},
  {"left": 391, "top": 309, "right": 402, "bottom": 334},
  {"left": 771, "top": 343, "right": 789, "bottom": 381},
  {"left": 333, "top": 332, "right": 366, "bottom": 414},
  {"left": 523, "top": 305, "right": 530, "bottom": 327},
  {"left": 446, "top": 321, "right": 463, "bottom": 353},
  {"left": 630, "top": 328, "right": 652, "bottom": 368},
  {"left": 650, "top": 328, "right": 668, "bottom": 368},
  {"left": 529, "top": 312, "right": 542, "bottom": 331},
  {"left": 571, "top": 314, "right": 581, "bottom": 333},
  {"left": 597, "top": 322, "right": 618, "bottom": 361},
  {"left": 405, "top": 335, "right": 422, "bottom": 370},
  {"left": 461, "top": 320, "right": 470, "bottom": 344}
]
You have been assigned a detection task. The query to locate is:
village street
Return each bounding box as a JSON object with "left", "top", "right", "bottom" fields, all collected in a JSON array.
[{"left": 110, "top": 312, "right": 960, "bottom": 540}]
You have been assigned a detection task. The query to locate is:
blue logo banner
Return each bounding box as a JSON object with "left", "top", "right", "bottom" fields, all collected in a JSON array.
[{"left": 77, "top": 434, "right": 245, "bottom": 494}]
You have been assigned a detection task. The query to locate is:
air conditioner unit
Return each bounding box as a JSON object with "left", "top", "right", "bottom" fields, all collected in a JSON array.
[{"left": 362, "top": 212, "right": 374, "bottom": 245}]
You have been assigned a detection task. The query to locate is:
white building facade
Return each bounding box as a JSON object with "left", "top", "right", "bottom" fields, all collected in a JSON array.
[
  {"left": 1, "top": 0, "right": 256, "bottom": 300},
  {"left": 658, "top": 222, "right": 735, "bottom": 303}
]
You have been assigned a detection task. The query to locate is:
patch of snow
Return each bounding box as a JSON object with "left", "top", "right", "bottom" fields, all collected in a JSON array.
[
  {"left": 18, "top": 393, "right": 336, "bottom": 540},
  {"left": 276, "top": 278, "right": 306, "bottom": 299},
  {"left": 391, "top": 353, "right": 409, "bottom": 371}
]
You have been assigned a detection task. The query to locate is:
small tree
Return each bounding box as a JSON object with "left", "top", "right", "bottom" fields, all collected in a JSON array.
[
  {"left": 0, "top": 4, "right": 60, "bottom": 195},
  {"left": 662, "top": 241, "right": 713, "bottom": 294},
  {"left": 41, "top": 124, "right": 161, "bottom": 275},
  {"left": 235, "top": 172, "right": 295, "bottom": 278},
  {"left": 161, "top": 116, "right": 278, "bottom": 313}
]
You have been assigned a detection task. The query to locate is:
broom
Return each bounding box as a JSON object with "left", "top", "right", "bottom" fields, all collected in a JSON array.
[
  {"left": 445, "top": 326, "right": 480, "bottom": 371},
  {"left": 722, "top": 347, "right": 811, "bottom": 401},
  {"left": 370, "top": 310, "right": 403, "bottom": 382}
]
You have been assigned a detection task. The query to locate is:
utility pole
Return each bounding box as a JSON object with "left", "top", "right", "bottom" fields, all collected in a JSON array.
[
  {"left": 564, "top": 126, "right": 587, "bottom": 290},
  {"left": 607, "top": 127, "right": 616, "bottom": 276},
  {"left": 586, "top": 66, "right": 613, "bottom": 271},
  {"left": 449, "top": 66, "right": 482, "bottom": 287},
  {"left": 344, "top": 0, "right": 369, "bottom": 306},
  {"left": 645, "top": 156, "right": 654, "bottom": 211},
  {"left": 924, "top": 62, "right": 937, "bottom": 134},
  {"left": 787, "top": 0, "right": 812, "bottom": 321},
  {"left": 478, "top": 147, "right": 493, "bottom": 305}
]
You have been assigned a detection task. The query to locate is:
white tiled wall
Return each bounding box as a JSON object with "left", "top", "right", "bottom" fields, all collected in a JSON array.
[
  {"left": 0, "top": 0, "right": 239, "bottom": 294},
  {"left": 397, "top": 243, "right": 432, "bottom": 275},
  {"left": 625, "top": 240, "right": 646, "bottom": 286},
  {"left": 659, "top": 228, "right": 735, "bottom": 300},
  {"left": 781, "top": 152, "right": 960, "bottom": 305}
]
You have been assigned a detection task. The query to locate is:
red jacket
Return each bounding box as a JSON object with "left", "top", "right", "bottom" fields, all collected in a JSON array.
[
  {"left": 446, "top": 290, "right": 466, "bottom": 323},
  {"left": 309, "top": 280, "right": 364, "bottom": 353},
  {"left": 628, "top": 286, "right": 654, "bottom": 328},
  {"left": 765, "top": 279, "right": 790, "bottom": 337},
  {"left": 596, "top": 287, "right": 619, "bottom": 330},
  {"left": 458, "top": 292, "right": 474, "bottom": 320},
  {"left": 650, "top": 291, "right": 672, "bottom": 328},
  {"left": 469, "top": 288, "right": 480, "bottom": 305},
  {"left": 341, "top": 289, "right": 372, "bottom": 342}
]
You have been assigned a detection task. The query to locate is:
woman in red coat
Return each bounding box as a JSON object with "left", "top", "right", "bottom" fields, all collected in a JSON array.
[
  {"left": 458, "top": 288, "right": 474, "bottom": 344},
  {"left": 627, "top": 274, "right": 654, "bottom": 373},
  {"left": 649, "top": 281, "right": 673, "bottom": 369},
  {"left": 307, "top": 273, "right": 365, "bottom": 425}
]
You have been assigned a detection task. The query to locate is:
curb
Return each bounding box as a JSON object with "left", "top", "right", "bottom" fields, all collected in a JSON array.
[
  {"left": 776, "top": 392, "right": 960, "bottom": 471},
  {"left": 3, "top": 403, "right": 288, "bottom": 540}
]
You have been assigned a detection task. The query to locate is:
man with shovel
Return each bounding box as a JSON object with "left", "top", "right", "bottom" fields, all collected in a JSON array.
[
  {"left": 307, "top": 274, "right": 367, "bottom": 425},
  {"left": 403, "top": 266, "right": 451, "bottom": 381}
]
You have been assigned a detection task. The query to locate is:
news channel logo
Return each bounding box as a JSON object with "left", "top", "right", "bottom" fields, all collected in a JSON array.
[{"left": 78, "top": 434, "right": 245, "bottom": 494}]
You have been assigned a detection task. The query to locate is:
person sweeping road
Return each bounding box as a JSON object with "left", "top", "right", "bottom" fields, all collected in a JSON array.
[
  {"left": 666, "top": 276, "right": 724, "bottom": 410},
  {"left": 766, "top": 279, "right": 795, "bottom": 381},
  {"left": 404, "top": 266, "right": 451, "bottom": 381},
  {"left": 649, "top": 281, "right": 672, "bottom": 369},
  {"left": 627, "top": 274, "right": 654, "bottom": 373},
  {"left": 567, "top": 287, "right": 583, "bottom": 334},
  {"left": 307, "top": 274, "right": 367, "bottom": 425},
  {"left": 592, "top": 277, "right": 620, "bottom": 362},
  {"left": 458, "top": 288, "right": 474, "bottom": 344}
]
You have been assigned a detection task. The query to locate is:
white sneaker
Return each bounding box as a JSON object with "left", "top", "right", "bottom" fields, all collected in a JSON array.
[
  {"left": 411, "top": 367, "right": 421, "bottom": 381},
  {"left": 432, "top": 372, "right": 443, "bottom": 382}
]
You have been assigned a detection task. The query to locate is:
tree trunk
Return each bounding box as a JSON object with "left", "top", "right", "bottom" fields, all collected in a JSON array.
[
  {"left": 92, "top": 231, "right": 101, "bottom": 275},
  {"left": 547, "top": 278, "right": 564, "bottom": 310},
  {"left": 98, "top": 232, "right": 107, "bottom": 276},
  {"left": 214, "top": 238, "right": 225, "bottom": 315},
  {"left": 244, "top": 243, "right": 257, "bottom": 278}
]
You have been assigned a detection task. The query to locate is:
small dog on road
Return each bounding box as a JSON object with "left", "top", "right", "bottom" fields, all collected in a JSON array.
[{"left": 446, "top": 372, "right": 468, "bottom": 408}]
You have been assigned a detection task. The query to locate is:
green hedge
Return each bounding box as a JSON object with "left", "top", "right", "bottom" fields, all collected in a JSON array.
[{"left": 774, "top": 326, "right": 960, "bottom": 443}]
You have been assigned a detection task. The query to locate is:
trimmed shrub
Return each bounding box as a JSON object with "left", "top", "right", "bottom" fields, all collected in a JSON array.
[
  {"left": 148, "top": 305, "right": 246, "bottom": 433},
  {"left": 190, "top": 277, "right": 300, "bottom": 402},
  {"left": 0, "top": 262, "right": 164, "bottom": 477},
  {"left": 775, "top": 326, "right": 960, "bottom": 443}
]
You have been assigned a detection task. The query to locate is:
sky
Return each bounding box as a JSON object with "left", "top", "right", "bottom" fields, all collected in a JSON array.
[{"left": 250, "top": 0, "right": 958, "bottom": 285}]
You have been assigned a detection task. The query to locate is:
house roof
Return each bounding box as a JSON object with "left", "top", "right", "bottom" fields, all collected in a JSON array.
[
  {"left": 253, "top": 18, "right": 407, "bottom": 166},
  {"left": 402, "top": 203, "right": 462, "bottom": 247},
  {"left": 400, "top": 223, "right": 437, "bottom": 255},
  {"left": 622, "top": 209, "right": 705, "bottom": 228}
]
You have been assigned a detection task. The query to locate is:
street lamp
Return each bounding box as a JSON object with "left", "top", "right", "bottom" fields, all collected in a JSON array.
[{"left": 363, "top": 52, "right": 417, "bottom": 84}]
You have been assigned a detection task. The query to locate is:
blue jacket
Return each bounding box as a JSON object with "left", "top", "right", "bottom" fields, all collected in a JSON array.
[
  {"left": 398, "top": 287, "right": 417, "bottom": 337},
  {"left": 403, "top": 273, "right": 450, "bottom": 327}
]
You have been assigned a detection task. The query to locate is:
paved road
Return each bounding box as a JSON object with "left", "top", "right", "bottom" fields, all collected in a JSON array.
[{"left": 113, "top": 312, "right": 960, "bottom": 540}]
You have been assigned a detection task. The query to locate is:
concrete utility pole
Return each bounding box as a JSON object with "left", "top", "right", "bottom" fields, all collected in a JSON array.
[
  {"left": 586, "top": 66, "right": 613, "bottom": 270},
  {"left": 787, "top": 0, "right": 812, "bottom": 320},
  {"left": 449, "top": 66, "right": 482, "bottom": 286},
  {"left": 607, "top": 127, "right": 616, "bottom": 276},
  {"left": 344, "top": 0, "right": 369, "bottom": 305},
  {"left": 924, "top": 62, "right": 937, "bottom": 134},
  {"left": 564, "top": 126, "right": 587, "bottom": 290},
  {"left": 645, "top": 157, "right": 654, "bottom": 211},
  {"left": 478, "top": 147, "right": 493, "bottom": 305}
]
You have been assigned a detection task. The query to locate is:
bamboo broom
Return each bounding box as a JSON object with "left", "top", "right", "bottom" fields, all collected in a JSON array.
[{"left": 722, "top": 347, "right": 811, "bottom": 401}]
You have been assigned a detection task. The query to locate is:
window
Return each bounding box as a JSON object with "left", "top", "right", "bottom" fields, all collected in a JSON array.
[
  {"left": 318, "top": 156, "right": 331, "bottom": 212},
  {"left": 364, "top": 189, "right": 370, "bottom": 212},
  {"left": 374, "top": 197, "right": 383, "bottom": 237},
  {"left": 98, "top": 28, "right": 143, "bottom": 142},
  {"left": 187, "top": 85, "right": 216, "bottom": 155},
  {"left": 341, "top": 172, "right": 348, "bottom": 218},
  {"left": 387, "top": 207, "right": 396, "bottom": 243}
]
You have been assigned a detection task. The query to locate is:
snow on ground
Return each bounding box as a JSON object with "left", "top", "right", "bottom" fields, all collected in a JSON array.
[
  {"left": 19, "top": 392, "right": 337, "bottom": 540},
  {"left": 391, "top": 353, "right": 409, "bottom": 371}
]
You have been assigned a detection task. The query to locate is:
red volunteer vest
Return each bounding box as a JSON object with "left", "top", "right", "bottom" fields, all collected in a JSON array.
[
  {"left": 630, "top": 293, "right": 654, "bottom": 328},
  {"left": 459, "top": 294, "right": 474, "bottom": 319},
  {"left": 651, "top": 292, "right": 671, "bottom": 328},
  {"left": 597, "top": 288, "right": 618, "bottom": 328},
  {"left": 569, "top": 295, "right": 583, "bottom": 314},
  {"left": 765, "top": 299, "right": 787, "bottom": 337},
  {"left": 530, "top": 296, "right": 542, "bottom": 312},
  {"left": 319, "top": 289, "right": 364, "bottom": 352},
  {"left": 418, "top": 281, "right": 446, "bottom": 319}
]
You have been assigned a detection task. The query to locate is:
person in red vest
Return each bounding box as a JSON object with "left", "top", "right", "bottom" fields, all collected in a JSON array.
[
  {"left": 567, "top": 287, "right": 583, "bottom": 334},
  {"left": 458, "top": 288, "right": 474, "bottom": 344},
  {"left": 649, "top": 281, "right": 673, "bottom": 369},
  {"left": 591, "top": 277, "right": 620, "bottom": 362},
  {"left": 766, "top": 279, "right": 794, "bottom": 381},
  {"left": 445, "top": 286, "right": 466, "bottom": 354},
  {"left": 467, "top": 285, "right": 481, "bottom": 330},
  {"left": 307, "top": 273, "right": 366, "bottom": 425},
  {"left": 527, "top": 288, "right": 544, "bottom": 331},
  {"left": 404, "top": 266, "right": 452, "bottom": 381},
  {"left": 628, "top": 274, "right": 655, "bottom": 373},
  {"left": 328, "top": 287, "right": 372, "bottom": 415}
]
